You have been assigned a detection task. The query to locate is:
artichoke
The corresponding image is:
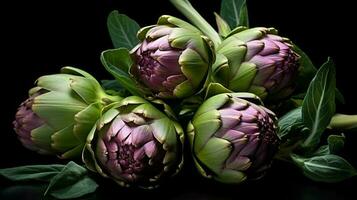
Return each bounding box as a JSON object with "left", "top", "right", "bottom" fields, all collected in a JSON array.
[
  {"left": 213, "top": 27, "right": 300, "bottom": 100},
  {"left": 187, "top": 93, "right": 279, "bottom": 183},
  {"left": 83, "top": 96, "right": 184, "bottom": 188},
  {"left": 13, "top": 67, "right": 122, "bottom": 158},
  {"left": 131, "top": 15, "right": 214, "bottom": 98}
]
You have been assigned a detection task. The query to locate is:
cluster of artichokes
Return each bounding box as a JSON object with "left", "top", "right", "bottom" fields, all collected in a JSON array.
[{"left": 13, "top": 0, "right": 355, "bottom": 191}]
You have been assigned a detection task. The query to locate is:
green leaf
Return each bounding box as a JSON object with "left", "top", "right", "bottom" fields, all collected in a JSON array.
[
  {"left": 291, "top": 154, "right": 357, "bottom": 182},
  {"left": 0, "top": 164, "right": 63, "bottom": 182},
  {"left": 238, "top": 0, "right": 249, "bottom": 27},
  {"left": 101, "top": 80, "right": 130, "bottom": 97},
  {"left": 290, "top": 45, "right": 344, "bottom": 104},
  {"left": 328, "top": 134, "right": 345, "bottom": 154},
  {"left": 107, "top": 10, "right": 140, "bottom": 49},
  {"left": 302, "top": 58, "right": 336, "bottom": 149},
  {"left": 44, "top": 161, "right": 98, "bottom": 199},
  {"left": 278, "top": 107, "right": 308, "bottom": 140},
  {"left": 220, "top": 0, "right": 249, "bottom": 28},
  {"left": 293, "top": 45, "right": 317, "bottom": 92},
  {"left": 101, "top": 48, "right": 147, "bottom": 96},
  {"left": 214, "top": 12, "right": 231, "bottom": 37},
  {"left": 312, "top": 145, "right": 330, "bottom": 156},
  {"left": 335, "top": 89, "right": 345, "bottom": 104},
  {"left": 0, "top": 162, "right": 98, "bottom": 199}
]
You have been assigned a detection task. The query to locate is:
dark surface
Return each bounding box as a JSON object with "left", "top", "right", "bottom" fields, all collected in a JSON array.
[{"left": 1, "top": 0, "right": 357, "bottom": 199}]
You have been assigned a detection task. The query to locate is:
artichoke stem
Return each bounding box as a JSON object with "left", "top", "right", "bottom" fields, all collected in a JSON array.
[
  {"left": 328, "top": 114, "right": 357, "bottom": 131},
  {"left": 170, "top": 0, "right": 221, "bottom": 47}
]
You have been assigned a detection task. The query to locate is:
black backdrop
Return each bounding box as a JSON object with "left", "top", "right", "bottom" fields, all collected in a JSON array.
[{"left": 1, "top": 0, "right": 357, "bottom": 199}]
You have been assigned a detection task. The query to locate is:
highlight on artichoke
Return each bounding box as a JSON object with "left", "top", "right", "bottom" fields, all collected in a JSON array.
[
  {"left": 187, "top": 93, "right": 279, "bottom": 183},
  {"left": 2, "top": 0, "right": 357, "bottom": 199},
  {"left": 13, "top": 67, "right": 122, "bottom": 159},
  {"left": 83, "top": 96, "right": 184, "bottom": 188},
  {"left": 130, "top": 15, "right": 214, "bottom": 98}
]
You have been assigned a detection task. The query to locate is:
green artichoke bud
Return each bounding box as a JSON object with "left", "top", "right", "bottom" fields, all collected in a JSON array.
[
  {"left": 213, "top": 27, "right": 300, "bottom": 100},
  {"left": 13, "top": 67, "right": 122, "bottom": 158},
  {"left": 131, "top": 15, "right": 214, "bottom": 98},
  {"left": 187, "top": 93, "right": 279, "bottom": 184},
  {"left": 83, "top": 96, "right": 184, "bottom": 188}
]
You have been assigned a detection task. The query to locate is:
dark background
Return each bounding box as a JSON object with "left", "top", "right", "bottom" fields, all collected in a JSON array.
[{"left": 1, "top": 0, "right": 357, "bottom": 199}]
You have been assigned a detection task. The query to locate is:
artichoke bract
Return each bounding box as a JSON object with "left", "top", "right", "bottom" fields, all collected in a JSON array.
[
  {"left": 187, "top": 93, "right": 279, "bottom": 183},
  {"left": 13, "top": 92, "right": 47, "bottom": 154},
  {"left": 83, "top": 96, "right": 184, "bottom": 188},
  {"left": 131, "top": 15, "right": 214, "bottom": 98},
  {"left": 213, "top": 27, "right": 300, "bottom": 100},
  {"left": 13, "top": 67, "right": 122, "bottom": 159}
]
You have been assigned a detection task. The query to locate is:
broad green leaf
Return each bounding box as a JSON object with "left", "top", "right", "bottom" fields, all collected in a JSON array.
[
  {"left": 0, "top": 162, "right": 98, "bottom": 199},
  {"left": 221, "top": 0, "right": 249, "bottom": 28},
  {"left": 312, "top": 145, "right": 330, "bottom": 156},
  {"left": 328, "top": 134, "right": 345, "bottom": 154},
  {"left": 302, "top": 58, "right": 336, "bottom": 149},
  {"left": 293, "top": 45, "right": 317, "bottom": 92},
  {"left": 101, "top": 80, "right": 130, "bottom": 97},
  {"left": 291, "top": 154, "right": 357, "bottom": 183},
  {"left": 107, "top": 10, "right": 140, "bottom": 49},
  {"left": 101, "top": 80, "right": 123, "bottom": 91},
  {"left": 0, "top": 164, "right": 63, "bottom": 182},
  {"left": 44, "top": 161, "right": 98, "bottom": 199},
  {"left": 276, "top": 107, "right": 310, "bottom": 161},
  {"left": 293, "top": 45, "right": 344, "bottom": 104},
  {"left": 101, "top": 48, "right": 147, "bottom": 96},
  {"left": 293, "top": 44, "right": 345, "bottom": 104},
  {"left": 238, "top": 0, "right": 249, "bottom": 27},
  {"left": 278, "top": 107, "right": 308, "bottom": 140}
]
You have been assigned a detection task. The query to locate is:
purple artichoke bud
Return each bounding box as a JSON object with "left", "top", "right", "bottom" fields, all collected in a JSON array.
[
  {"left": 84, "top": 96, "right": 184, "bottom": 188},
  {"left": 213, "top": 27, "right": 300, "bottom": 100},
  {"left": 187, "top": 93, "right": 279, "bottom": 183},
  {"left": 12, "top": 67, "right": 122, "bottom": 158},
  {"left": 131, "top": 15, "right": 214, "bottom": 98},
  {"left": 13, "top": 92, "right": 47, "bottom": 153}
]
